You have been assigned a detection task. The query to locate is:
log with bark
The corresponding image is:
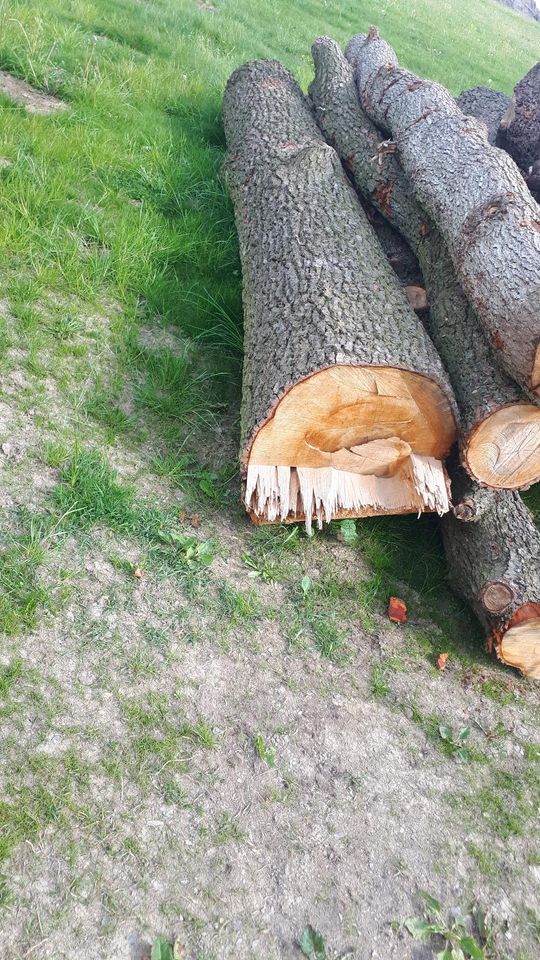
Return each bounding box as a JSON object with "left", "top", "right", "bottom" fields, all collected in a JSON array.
[
  {"left": 346, "top": 30, "right": 540, "bottom": 397},
  {"left": 310, "top": 37, "right": 540, "bottom": 491},
  {"left": 364, "top": 204, "right": 424, "bottom": 287},
  {"left": 442, "top": 462, "right": 540, "bottom": 678},
  {"left": 455, "top": 86, "right": 511, "bottom": 146},
  {"left": 222, "top": 59, "right": 457, "bottom": 529},
  {"left": 499, "top": 62, "right": 540, "bottom": 202}
]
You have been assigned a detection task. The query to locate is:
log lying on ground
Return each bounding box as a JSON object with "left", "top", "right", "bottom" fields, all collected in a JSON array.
[
  {"left": 346, "top": 30, "right": 540, "bottom": 397},
  {"left": 310, "top": 37, "right": 540, "bottom": 491},
  {"left": 222, "top": 59, "right": 457, "bottom": 529},
  {"left": 456, "top": 86, "right": 510, "bottom": 145},
  {"left": 499, "top": 62, "right": 540, "bottom": 202},
  {"left": 442, "top": 462, "right": 540, "bottom": 678},
  {"left": 364, "top": 205, "right": 423, "bottom": 287}
]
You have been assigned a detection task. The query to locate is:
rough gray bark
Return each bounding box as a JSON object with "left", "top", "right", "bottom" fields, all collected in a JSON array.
[
  {"left": 221, "top": 59, "right": 456, "bottom": 466},
  {"left": 441, "top": 462, "right": 540, "bottom": 670},
  {"left": 499, "top": 62, "right": 540, "bottom": 202},
  {"left": 346, "top": 30, "right": 540, "bottom": 396},
  {"left": 456, "top": 86, "right": 511, "bottom": 146},
  {"left": 310, "top": 37, "right": 527, "bottom": 471}
]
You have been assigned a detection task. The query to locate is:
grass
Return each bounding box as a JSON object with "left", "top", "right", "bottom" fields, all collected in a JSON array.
[{"left": 0, "top": 539, "right": 48, "bottom": 634}]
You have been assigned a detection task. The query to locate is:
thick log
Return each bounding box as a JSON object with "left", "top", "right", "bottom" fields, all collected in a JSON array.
[
  {"left": 222, "top": 59, "right": 457, "bottom": 529},
  {"left": 499, "top": 62, "right": 540, "bottom": 202},
  {"left": 456, "top": 86, "right": 511, "bottom": 146},
  {"left": 346, "top": 30, "right": 540, "bottom": 397},
  {"left": 442, "top": 463, "right": 540, "bottom": 679},
  {"left": 310, "top": 37, "right": 540, "bottom": 491}
]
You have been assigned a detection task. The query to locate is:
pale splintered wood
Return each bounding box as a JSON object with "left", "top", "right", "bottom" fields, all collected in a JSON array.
[
  {"left": 245, "top": 454, "right": 449, "bottom": 533},
  {"left": 465, "top": 404, "right": 540, "bottom": 489},
  {"left": 500, "top": 618, "right": 540, "bottom": 679},
  {"left": 248, "top": 366, "right": 455, "bottom": 467}
]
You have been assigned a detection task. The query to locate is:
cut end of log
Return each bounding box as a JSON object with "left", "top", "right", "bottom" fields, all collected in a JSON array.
[
  {"left": 480, "top": 580, "right": 515, "bottom": 615},
  {"left": 464, "top": 403, "right": 540, "bottom": 490},
  {"left": 244, "top": 364, "right": 455, "bottom": 528},
  {"left": 498, "top": 604, "right": 540, "bottom": 679}
]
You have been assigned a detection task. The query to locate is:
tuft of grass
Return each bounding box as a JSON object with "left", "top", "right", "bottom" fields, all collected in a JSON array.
[
  {"left": 370, "top": 662, "right": 392, "bottom": 699},
  {"left": 0, "top": 748, "right": 92, "bottom": 905},
  {"left": 218, "top": 583, "right": 262, "bottom": 625},
  {"left": 0, "top": 539, "right": 48, "bottom": 635},
  {"left": 53, "top": 448, "right": 136, "bottom": 531},
  {"left": 122, "top": 694, "right": 217, "bottom": 784},
  {"left": 134, "top": 346, "right": 220, "bottom": 436},
  {"left": 214, "top": 813, "right": 245, "bottom": 845}
]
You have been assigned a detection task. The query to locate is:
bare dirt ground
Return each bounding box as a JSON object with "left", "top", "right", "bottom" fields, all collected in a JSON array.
[
  {"left": 0, "top": 70, "right": 67, "bottom": 114},
  {"left": 1, "top": 296, "right": 540, "bottom": 960}
]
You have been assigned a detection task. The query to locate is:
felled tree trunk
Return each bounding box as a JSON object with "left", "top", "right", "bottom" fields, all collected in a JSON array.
[
  {"left": 499, "top": 62, "right": 540, "bottom": 202},
  {"left": 442, "top": 463, "right": 540, "bottom": 679},
  {"left": 456, "top": 86, "right": 511, "bottom": 146},
  {"left": 364, "top": 205, "right": 423, "bottom": 287},
  {"left": 346, "top": 30, "right": 540, "bottom": 397},
  {"left": 222, "top": 59, "right": 457, "bottom": 530},
  {"left": 310, "top": 37, "right": 540, "bottom": 491}
]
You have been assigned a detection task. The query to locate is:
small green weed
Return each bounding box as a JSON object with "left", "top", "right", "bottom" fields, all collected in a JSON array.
[
  {"left": 411, "top": 707, "right": 482, "bottom": 762},
  {"left": 370, "top": 663, "right": 392, "bottom": 699},
  {"left": 150, "top": 937, "right": 185, "bottom": 960},
  {"left": 299, "top": 925, "right": 327, "bottom": 960},
  {"left": 437, "top": 724, "right": 473, "bottom": 761},
  {"left": 402, "top": 892, "right": 487, "bottom": 958},
  {"left": 253, "top": 734, "right": 275, "bottom": 768},
  {"left": 153, "top": 454, "right": 236, "bottom": 505}
]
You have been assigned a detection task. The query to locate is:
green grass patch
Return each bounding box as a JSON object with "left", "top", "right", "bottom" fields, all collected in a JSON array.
[
  {"left": 53, "top": 448, "right": 137, "bottom": 531},
  {"left": 457, "top": 760, "right": 540, "bottom": 840},
  {"left": 120, "top": 693, "right": 216, "bottom": 795},
  {"left": 0, "top": 748, "right": 92, "bottom": 906},
  {"left": 0, "top": 539, "right": 48, "bottom": 635}
]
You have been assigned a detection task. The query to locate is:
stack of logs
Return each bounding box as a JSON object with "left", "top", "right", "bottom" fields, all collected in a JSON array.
[{"left": 221, "top": 31, "right": 540, "bottom": 678}]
